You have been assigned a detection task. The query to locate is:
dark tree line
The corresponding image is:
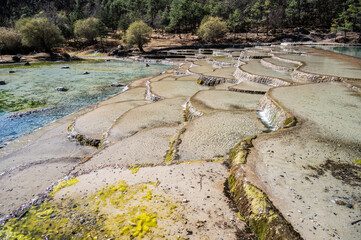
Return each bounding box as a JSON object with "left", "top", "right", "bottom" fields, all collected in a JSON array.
[{"left": 1, "top": 0, "right": 361, "bottom": 38}]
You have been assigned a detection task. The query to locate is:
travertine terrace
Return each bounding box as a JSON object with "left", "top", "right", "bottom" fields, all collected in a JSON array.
[{"left": 0, "top": 44, "right": 360, "bottom": 239}]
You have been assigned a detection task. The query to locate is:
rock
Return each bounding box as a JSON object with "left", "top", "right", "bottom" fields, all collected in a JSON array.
[
  {"left": 110, "top": 49, "right": 118, "bottom": 56},
  {"left": 83, "top": 71, "right": 90, "bottom": 75},
  {"left": 347, "top": 204, "right": 353, "bottom": 209},
  {"left": 111, "top": 82, "right": 124, "bottom": 87},
  {"left": 61, "top": 66, "right": 70, "bottom": 69},
  {"left": 146, "top": 63, "right": 150, "bottom": 67},
  {"left": 55, "top": 87, "right": 68, "bottom": 92},
  {"left": 12, "top": 56, "right": 21, "bottom": 62},
  {"left": 24, "top": 62, "right": 31, "bottom": 66},
  {"left": 0, "top": 81, "right": 6, "bottom": 85},
  {"left": 9, "top": 70, "right": 15, "bottom": 73},
  {"left": 62, "top": 52, "right": 71, "bottom": 60}
]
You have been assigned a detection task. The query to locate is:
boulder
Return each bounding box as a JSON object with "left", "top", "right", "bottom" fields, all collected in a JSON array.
[
  {"left": 62, "top": 52, "right": 71, "bottom": 60},
  {"left": 12, "top": 56, "right": 21, "bottom": 62},
  {"left": 110, "top": 49, "right": 118, "bottom": 56},
  {"left": 83, "top": 71, "right": 90, "bottom": 75},
  {"left": 24, "top": 62, "right": 31, "bottom": 66},
  {"left": 61, "top": 66, "right": 70, "bottom": 69},
  {"left": 55, "top": 87, "right": 68, "bottom": 92},
  {"left": 9, "top": 70, "right": 15, "bottom": 73},
  {"left": 0, "top": 81, "right": 6, "bottom": 85}
]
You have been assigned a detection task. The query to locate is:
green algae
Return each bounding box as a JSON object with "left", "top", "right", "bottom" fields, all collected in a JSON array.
[
  {"left": 284, "top": 117, "right": 293, "bottom": 126},
  {"left": 0, "top": 90, "right": 46, "bottom": 112},
  {"left": 244, "top": 184, "right": 269, "bottom": 215},
  {"left": 228, "top": 169, "right": 301, "bottom": 240}
]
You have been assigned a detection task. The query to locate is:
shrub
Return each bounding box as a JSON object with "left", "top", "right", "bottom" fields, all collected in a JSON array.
[
  {"left": 197, "top": 16, "right": 227, "bottom": 42},
  {"left": 15, "top": 17, "right": 64, "bottom": 52},
  {"left": 0, "top": 27, "right": 22, "bottom": 54},
  {"left": 74, "top": 18, "right": 107, "bottom": 42},
  {"left": 125, "top": 21, "right": 152, "bottom": 52}
]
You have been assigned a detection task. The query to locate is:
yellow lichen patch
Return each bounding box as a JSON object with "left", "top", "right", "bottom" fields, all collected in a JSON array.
[
  {"left": 120, "top": 212, "right": 157, "bottom": 238},
  {"left": 238, "top": 212, "right": 245, "bottom": 221},
  {"left": 353, "top": 159, "right": 361, "bottom": 165},
  {"left": 67, "top": 121, "right": 74, "bottom": 132},
  {"left": 142, "top": 190, "right": 153, "bottom": 201},
  {"left": 49, "top": 177, "right": 79, "bottom": 197},
  {"left": 0, "top": 202, "right": 77, "bottom": 240},
  {"left": 214, "top": 158, "right": 226, "bottom": 162},
  {"left": 1, "top": 181, "right": 185, "bottom": 239},
  {"left": 95, "top": 180, "right": 128, "bottom": 202},
  {"left": 130, "top": 167, "right": 140, "bottom": 174}
]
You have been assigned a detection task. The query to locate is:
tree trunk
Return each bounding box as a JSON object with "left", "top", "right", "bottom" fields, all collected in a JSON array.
[
  {"left": 344, "top": 31, "right": 347, "bottom": 43},
  {"left": 138, "top": 44, "right": 144, "bottom": 53}
]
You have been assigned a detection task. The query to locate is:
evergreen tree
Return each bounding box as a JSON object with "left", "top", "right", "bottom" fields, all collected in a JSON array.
[{"left": 331, "top": 0, "right": 361, "bottom": 42}]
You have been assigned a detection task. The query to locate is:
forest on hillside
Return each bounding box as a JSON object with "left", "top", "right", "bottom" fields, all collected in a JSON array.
[
  {"left": 1, "top": 0, "right": 360, "bottom": 34},
  {"left": 0, "top": 0, "right": 360, "bottom": 54}
]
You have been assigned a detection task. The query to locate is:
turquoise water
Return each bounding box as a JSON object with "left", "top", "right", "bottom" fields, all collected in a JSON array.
[
  {"left": 0, "top": 60, "right": 173, "bottom": 145},
  {"left": 312, "top": 45, "right": 361, "bottom": 58}
]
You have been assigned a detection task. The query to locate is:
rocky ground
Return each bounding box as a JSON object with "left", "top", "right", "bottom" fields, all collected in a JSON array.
[{"left": 0, "top": 44, "right": 360, "bottom": 239}]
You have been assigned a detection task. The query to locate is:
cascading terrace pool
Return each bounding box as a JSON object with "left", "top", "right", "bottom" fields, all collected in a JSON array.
[
  {"left": 312, "top": 45, "right": 361, "bottom": 58},
  {"left": 0, "top": 60, "right": 174, "bottom": 146}
]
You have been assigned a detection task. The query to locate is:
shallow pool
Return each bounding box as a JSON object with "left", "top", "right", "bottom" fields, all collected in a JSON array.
[
  {"left": 0, "top": 60, "right": 173, "bottom": 145},
  {"left": 312, "top": 45, "right": 361, "bottom": 58}
]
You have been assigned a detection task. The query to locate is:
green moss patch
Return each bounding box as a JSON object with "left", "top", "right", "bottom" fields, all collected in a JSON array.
[
  {"left": 229, "top": 136, "right": 256, "bottom": 164},
  {"left": 0, "top": 90, "right": 46, "bottom": 112},
  {"left": 228, "top": 175, "right": 301, "bottom": 240}
]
